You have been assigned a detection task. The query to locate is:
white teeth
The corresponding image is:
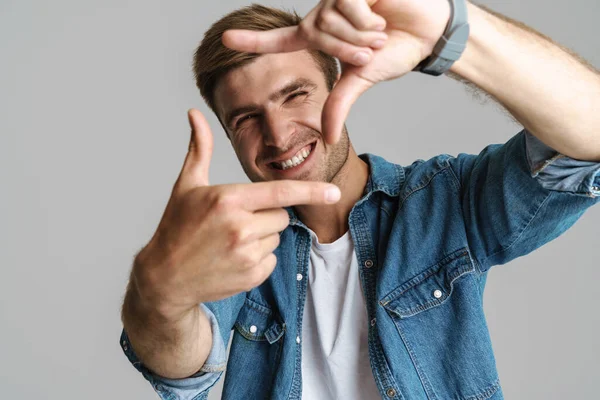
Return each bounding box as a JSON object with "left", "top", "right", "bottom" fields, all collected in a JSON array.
[{"left": 276, "top": 145, "right": 313, "bottom": 170}]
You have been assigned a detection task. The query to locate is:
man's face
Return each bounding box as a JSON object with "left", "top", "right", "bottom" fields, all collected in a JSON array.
[{"left": 214, "top": 50, "right": 349, "bottom": 183}]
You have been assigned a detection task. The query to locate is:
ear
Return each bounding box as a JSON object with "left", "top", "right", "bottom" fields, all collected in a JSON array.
[{"left": 334, "top": 71, "right": 341, "bottom": 87}]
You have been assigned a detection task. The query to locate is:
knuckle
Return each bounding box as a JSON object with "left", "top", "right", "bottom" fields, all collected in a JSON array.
[
  {"left": 227, "top": 226, "right": 251, "bottom": 249},
  {"left": 297, "top": 21, "right": 312, "bottom": 41},
  {"left": 234, "top": 249, "right": 254, "bottom": 270},
  {"left": 213, "top": 189, "right": 238, "bottom": 211},
  {"left": 227, "top": 229, "right": 242, "bottom": 249},
  {"left": 335, "top": 0, "right": 353, "bottom": 12},
  {"left": 353, "top": 19, "right": 369, "bottom": 31},
  {"left": 274, "top": 183, "right": 294, "bottom": 205},
  {"left": 316, "top": 10, "right": 335, "bottom": 31}
]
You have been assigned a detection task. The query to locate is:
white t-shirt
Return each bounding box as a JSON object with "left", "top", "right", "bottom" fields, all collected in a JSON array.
[{"left": 301, "top": 229, "right": 381, "bottom": 399}]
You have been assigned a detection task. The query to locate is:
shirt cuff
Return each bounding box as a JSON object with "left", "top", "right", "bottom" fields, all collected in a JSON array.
[
  {"left": 120, "top": 303, "right": 228, "bottom": 400},
  {"left": 524, "top": 129, "right": 600, "bottom": 197}
]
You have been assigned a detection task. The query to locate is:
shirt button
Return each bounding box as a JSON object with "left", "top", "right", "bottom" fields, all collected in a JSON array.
[
  {"left": 433, "top": 289, "right": 442, "bottom": 299},
  {"left": 250, "top": 325, "right": 257, "bottom": 333},
  {"left": 297, "top": 273, "right": 303, "bottom": 281},
  {"left": 386, "top": 388, "right": 396, "bottom": 397},
  {"left": 296, "top": 336, "right": 301, "bottom": 344},
  {"left": 370, "top": 318, "right": 376, "bottom": 326},
  {"left": 364, "top": 259, "right": 374, "bottom": 268}
]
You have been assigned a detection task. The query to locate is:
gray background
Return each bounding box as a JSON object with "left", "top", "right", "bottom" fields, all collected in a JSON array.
[{"left": 1, "top": 0, "right": 598, "bottom": 399}]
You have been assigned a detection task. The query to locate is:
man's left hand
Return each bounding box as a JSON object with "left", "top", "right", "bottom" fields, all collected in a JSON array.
[{"left": 222, "top": 0, "right": 451, "bottom": 144}]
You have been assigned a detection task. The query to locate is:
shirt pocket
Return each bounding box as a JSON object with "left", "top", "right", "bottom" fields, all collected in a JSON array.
[
  {"left": 380, "top": 248, "right": 501, "bottom": 400},
  {"left": 226, "top": 297, "right": 286, "bottom": 396},
  {"left": 234, "top": 298, "right": 285, "bottom": 344}
]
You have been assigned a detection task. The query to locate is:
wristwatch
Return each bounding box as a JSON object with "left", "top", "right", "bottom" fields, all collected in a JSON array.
[{"left": 415, "top": 0, "right": 470, "bottom": 76}]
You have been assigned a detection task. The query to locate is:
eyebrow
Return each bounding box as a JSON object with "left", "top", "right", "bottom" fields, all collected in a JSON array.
[{"left": 224, "top": 77, "right": 317, "bottom": 129}]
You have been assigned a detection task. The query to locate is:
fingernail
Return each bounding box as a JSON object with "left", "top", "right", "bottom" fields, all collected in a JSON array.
[
  {"left": 325, "top": 186, "right": 341, "bottom": 203},
  {"left": 353, "top": 51, "right": 370, "bottom": 65},
  {"left": 371, "top": 39, "right": 385, "bottom": 49}
]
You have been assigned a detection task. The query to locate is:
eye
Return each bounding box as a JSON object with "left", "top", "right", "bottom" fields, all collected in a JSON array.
[
  {"left": 236, "top": 114, "right": 257, "bottom": 127},
  {"left": 287, "top": 91, "right": 308, "bottom": 102}
]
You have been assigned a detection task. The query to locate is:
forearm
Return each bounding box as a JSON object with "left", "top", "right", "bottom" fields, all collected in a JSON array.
[
  {"left": 449, "top": 2, "right": 600, "bottom": 162},
  {"left": 121, "top": 267, "right": 213, "bottom": 379}
]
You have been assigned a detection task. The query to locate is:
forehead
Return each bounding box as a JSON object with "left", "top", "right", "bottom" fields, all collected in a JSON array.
[{"left": 214, "top": 51, "right": 327, "bottom": 118}]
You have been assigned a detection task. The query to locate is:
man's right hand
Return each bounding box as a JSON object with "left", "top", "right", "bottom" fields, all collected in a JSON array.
[{"left": 132, "top": 108, "right": 341, "bottom": 322}]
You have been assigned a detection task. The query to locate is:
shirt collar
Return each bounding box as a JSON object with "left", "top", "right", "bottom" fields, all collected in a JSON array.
[
  {"left": 359, "top": 152, "right": 404, "bottom": 198},
  {"left": 286, "top": 153, "right": 405, "bottom": 226}
]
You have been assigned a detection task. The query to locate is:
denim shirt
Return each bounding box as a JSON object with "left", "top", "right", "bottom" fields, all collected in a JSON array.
[{"left": 120, "top": 129, "right": 600, "bottom": 400}]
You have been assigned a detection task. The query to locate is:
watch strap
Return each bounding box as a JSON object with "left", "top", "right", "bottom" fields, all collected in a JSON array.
[{"left": 415, "top": 0, "right": 470, "bottom": 76}]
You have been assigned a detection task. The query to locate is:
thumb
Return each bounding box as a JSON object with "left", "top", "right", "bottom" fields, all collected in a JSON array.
[
  {"left": 322, "top": 71, "right": 374, "bottom": 145},
  {"left": 178, "top": 108, "right": 214, "bottom": 192}
]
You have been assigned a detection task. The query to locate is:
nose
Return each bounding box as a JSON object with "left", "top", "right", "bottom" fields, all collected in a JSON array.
[{"left": 262, "top": 110, "right": 295, "bottom": 149}]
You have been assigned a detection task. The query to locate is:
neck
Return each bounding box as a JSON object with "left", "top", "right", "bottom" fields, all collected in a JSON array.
[{"left": 294, "top": 144, "right": 369, "bottom": 244}]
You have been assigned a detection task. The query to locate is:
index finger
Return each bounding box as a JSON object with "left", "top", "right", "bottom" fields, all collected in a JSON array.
[
  {"left": 222, "top": 26, "right": 308, "bottom": 54},
  {"left": 237, "top": 180, "right": 341, "bottom": 210}
]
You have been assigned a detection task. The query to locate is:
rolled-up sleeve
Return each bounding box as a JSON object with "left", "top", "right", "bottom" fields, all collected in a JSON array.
[
  {"left": 448, "top": 128, "right": 600, "bottom": 272},
  {"left": 525, "top": 129, "right": 600, "bottom": 196},
  {"left": 120, "top": 295, "right": 244, "bottom": 400}
]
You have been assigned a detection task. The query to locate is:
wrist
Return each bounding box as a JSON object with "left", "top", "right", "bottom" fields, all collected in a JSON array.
[
  {"left": 127, "top": 272, "right": 196, "bottom": 326},
  {"left": 448, "top": 3, "right": 500, "bottom": 81},
  {"left": 130, "top": 249, "right": 194, "bottom": 324},
  {"left": 415, "top": 0, "right": 470, "bottom": 76}
]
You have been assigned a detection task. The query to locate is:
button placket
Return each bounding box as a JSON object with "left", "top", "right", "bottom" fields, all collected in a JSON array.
[{"left": 351, "top": 220, "right": 399, "bottom": 400}]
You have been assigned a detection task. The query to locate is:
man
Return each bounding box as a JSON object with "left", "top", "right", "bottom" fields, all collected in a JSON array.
[{"left": 119, "top": 0, "right": 600, "bottom": 399}]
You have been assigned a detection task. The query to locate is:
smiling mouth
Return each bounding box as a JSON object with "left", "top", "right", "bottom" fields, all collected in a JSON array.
[{"left": 270, "top": 142, "right": 315, "bottom": 170}]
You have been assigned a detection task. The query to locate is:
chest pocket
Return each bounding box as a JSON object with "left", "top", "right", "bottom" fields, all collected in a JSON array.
[
  {"left": 223, "top": 298, "right": 285, "bottom": 399},
  {"left": 380, "top": 248, "right": 500, "bottom": 399},
  {"left": 380, "top": 248, "right": 475, "bottom": 318},
  {"left": 226, "top": 298, "right": 286, "bottom": 397},
  {"left": 234, "top": 297, "right": 285, "bottom": 344}
]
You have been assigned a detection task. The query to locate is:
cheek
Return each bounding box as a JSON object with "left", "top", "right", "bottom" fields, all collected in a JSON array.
[
  {"left": 234, "top": 138, "right": 261, "bottom": 167},
  {"left": 301, "top": 98, "right": 328, "bottom": 132}
]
